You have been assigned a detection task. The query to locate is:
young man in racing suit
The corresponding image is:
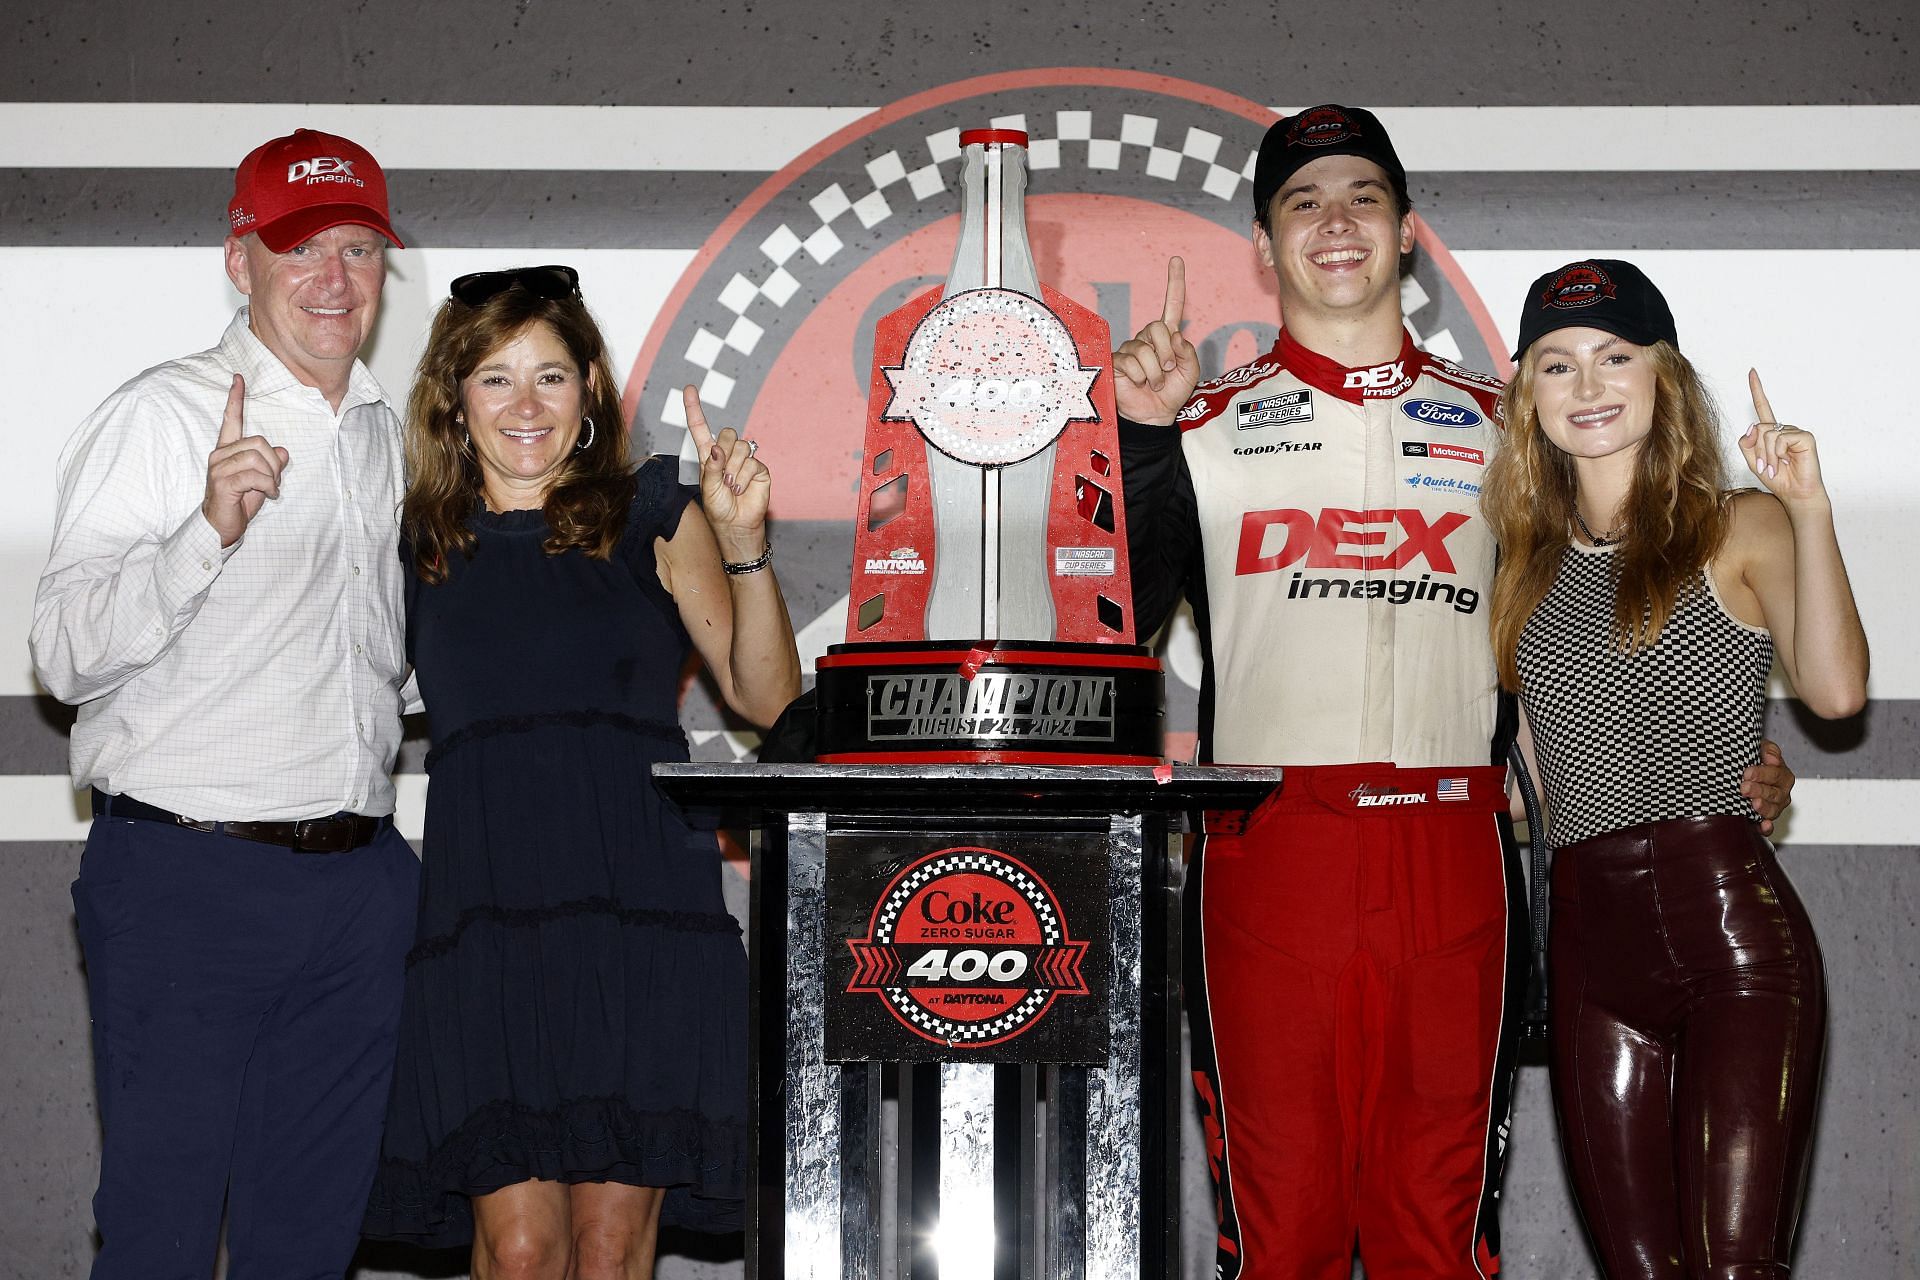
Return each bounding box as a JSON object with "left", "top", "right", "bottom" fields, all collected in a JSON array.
[{"left": 1113, "top": 105, "right": 1795, "bottom": 1279}]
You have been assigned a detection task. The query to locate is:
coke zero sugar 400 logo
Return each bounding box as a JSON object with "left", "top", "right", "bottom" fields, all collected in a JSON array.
[
  {"left": 845, "top": 847, "right": 1091, "bottom": 1048},
  {"left": 628, "top": 69, "right": 1508, "bottom": 521}
]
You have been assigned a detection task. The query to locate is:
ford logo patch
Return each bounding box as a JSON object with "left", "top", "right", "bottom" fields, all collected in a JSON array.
[{"left": 1400, "top": 399, "right": 1482, "bottom": 428}]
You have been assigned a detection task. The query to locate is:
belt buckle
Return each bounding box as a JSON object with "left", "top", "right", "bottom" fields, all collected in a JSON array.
[
  {"left": 291, "top": 819, "right": 352, "bottom": 854},
  {"left": 175, "top": 814, "right": 218, "bottom": 834}
]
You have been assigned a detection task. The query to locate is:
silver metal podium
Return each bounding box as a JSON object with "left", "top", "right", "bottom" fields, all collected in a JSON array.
[{"left": 652, "top": 762, "right": 1280, "bottom": 1280}]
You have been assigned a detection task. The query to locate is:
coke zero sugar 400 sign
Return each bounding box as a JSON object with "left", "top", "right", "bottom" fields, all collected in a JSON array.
[{"left": 826, "top": 833, "right": 1108, "bottom": 1062}]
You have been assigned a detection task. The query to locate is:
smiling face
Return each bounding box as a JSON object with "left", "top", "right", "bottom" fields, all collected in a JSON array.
[
  {"left": 459, "top": 321, "right": 589, "bottom": 510},
  {"left": 1527, "top": 326, "right": 1658, "bottom": 466},
  {"left": 225, "top": 223, "right": 386, "bottom": 401},
  {"left": 1255, "top": 153, "right": 1414, "bottom": 326}
]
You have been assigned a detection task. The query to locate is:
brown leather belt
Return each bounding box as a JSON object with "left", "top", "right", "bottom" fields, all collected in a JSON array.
[{"left": 91, "top": 789, "right": 389, "bottom": 854}]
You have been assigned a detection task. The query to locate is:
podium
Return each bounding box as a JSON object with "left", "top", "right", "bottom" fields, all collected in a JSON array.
[{"left": 653, "top": 762, "right": 1280, "bottom": 1280}]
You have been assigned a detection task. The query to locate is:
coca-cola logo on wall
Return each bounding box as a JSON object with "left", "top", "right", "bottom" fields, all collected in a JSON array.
[{"left": 627, "top": 69, "right": 1507, "bottom": 521}]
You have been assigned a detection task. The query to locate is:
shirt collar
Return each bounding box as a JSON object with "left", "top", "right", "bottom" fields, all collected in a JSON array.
[
  {"left": 219, "top": 307, "right": 392, "bottom": 414},
  {"left": 1276, "top": 327, "right": 1423, "bottom": 404}
]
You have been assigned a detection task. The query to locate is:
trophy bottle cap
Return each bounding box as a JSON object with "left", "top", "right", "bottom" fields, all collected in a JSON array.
[{"left": 959, "top": 128, "right": 1030, "bottom": 148}]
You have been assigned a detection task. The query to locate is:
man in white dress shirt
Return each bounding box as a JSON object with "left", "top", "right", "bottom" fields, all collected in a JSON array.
[{"left": 31, "top": 128, "right": 417, "bottom": 1279}]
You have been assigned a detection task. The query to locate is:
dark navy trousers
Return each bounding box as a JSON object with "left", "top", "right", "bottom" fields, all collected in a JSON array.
[{"left": 71, "top": 811, "right": 418, "bottom": 1280}]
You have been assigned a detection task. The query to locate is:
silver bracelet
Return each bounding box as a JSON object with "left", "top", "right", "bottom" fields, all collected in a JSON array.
[{"left": 722, "top": 540, "right": 773, "bottom": 575}]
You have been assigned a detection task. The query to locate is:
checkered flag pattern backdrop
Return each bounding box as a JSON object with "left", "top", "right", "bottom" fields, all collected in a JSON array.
[{"left": 662, "top": 109, "right": 1259, "bottom": 427}]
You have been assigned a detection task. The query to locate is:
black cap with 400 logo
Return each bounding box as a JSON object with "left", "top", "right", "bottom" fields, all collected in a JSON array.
[
  {"left": 1512, "top": 258, "right": 1681, "bottom": 362},
  {"left": 1252, "top": 104, "right": 1410, "bottom": 225}
]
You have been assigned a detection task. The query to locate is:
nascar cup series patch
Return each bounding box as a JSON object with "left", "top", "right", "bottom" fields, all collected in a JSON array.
[{"left": 1237, "top": 389, "right": 1313, "bottom": 429}]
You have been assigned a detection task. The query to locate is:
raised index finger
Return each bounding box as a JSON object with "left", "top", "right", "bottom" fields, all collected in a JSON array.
[
  {"left": 682, "top": 385, "right": 714, "bottom": 457},
  {"left": 218, "top": 374, "right": 247, "bottom": 447},
  {"left": 1162, "top": 256, "right": 1186, "bottom": 330},
  {"left": 1748, "top": 368, "right": 1777, "bottom": 425}
]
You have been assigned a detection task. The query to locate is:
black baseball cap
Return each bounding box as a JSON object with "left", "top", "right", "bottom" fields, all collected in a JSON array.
[
  {"left": 1512, "top": 258, "right": 1679, "bottom": 362},
  {"left": 1252, "top": 104, "right": 1409, "bottom": 224}
]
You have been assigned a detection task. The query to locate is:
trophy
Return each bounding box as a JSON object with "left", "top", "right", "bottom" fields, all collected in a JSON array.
[{"left": 813, "top": 129, "right": 1163, "bottom": 764}]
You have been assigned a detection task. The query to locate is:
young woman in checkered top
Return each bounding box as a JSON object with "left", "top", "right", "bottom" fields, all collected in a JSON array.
[{"left": 1483, "top": 258, "right": 1867, "bottom": 1280}]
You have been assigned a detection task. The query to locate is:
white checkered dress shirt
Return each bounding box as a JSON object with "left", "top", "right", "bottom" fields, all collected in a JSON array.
[{"left": 32, "top": 309, "right": 410, "bottom": 821}]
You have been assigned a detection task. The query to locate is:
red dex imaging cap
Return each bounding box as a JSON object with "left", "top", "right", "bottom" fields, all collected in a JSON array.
[{"left": 227, "top": 128, "right": 403, "bottom": 253}]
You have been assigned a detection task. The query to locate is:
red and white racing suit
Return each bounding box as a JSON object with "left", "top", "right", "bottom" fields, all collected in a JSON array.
[{"left": 1123, "top": 329, "right": 1525, "bottom": 1279}]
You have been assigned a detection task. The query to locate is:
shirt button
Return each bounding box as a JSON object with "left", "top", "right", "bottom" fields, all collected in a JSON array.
[
  {"left": 344, "top": 489, "right": 354, "bottom": 501},
  {"left": 201, "top": 559, "right": 212, "bottom": 571},
  {"left": 357, "top": 719, "right": 365, "bottom": 734},
  {"left": 352, "top": 565, "right": 361, "bottom": 576},
  {"left": 354, "top": 643, "right": 364, "bottom": 655}
]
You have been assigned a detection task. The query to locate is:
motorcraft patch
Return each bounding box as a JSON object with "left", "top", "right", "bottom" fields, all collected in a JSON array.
[{"left": 1402, "top": 440, "right": 1485, "bottom": 465}]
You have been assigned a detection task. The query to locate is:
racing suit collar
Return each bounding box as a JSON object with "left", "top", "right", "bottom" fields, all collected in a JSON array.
[{"left": 1276, "top": 327, "right": 1422, "bottom": 404}]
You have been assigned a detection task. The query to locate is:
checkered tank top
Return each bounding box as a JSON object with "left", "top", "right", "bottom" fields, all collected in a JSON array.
[{"left": 1516, "top": 542, "right": 1774, "bottom": 849}]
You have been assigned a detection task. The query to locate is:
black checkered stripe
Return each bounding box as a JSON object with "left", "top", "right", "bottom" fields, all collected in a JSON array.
[
  {"left": 876, "top": 849, "right": 1062, "bottom": 1042},
  {"left": 892, "top": 986, "right": 1054, "bottom": 1043},
  {"left": 1516, "top": 546, "right": 1775, "bottom": 849}
]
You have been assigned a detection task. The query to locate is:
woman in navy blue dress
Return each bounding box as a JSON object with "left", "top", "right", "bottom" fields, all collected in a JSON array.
[{"left": 364, "top": 265, "right": 799, "bottom": 1277}]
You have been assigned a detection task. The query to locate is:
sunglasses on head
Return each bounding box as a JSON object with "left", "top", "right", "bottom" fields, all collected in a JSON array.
[{"left": 448, "top": 264, "right": 581, "bottom": 307}]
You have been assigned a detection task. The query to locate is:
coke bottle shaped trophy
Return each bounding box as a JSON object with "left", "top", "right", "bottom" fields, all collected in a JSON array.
[{"left": 814, "top": 128, "right": 1163, "bottom": 763}]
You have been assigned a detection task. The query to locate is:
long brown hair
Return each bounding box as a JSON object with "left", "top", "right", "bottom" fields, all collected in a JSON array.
[
  {"left": 1485, "top": 340, "right": 1730, "bottom": 691},
  {"left": 403, "top": 286, "right": 634, "bottom": 583}
]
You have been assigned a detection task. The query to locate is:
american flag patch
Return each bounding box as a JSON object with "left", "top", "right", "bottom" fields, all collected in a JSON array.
[{"left": 1437, "top": 777, "right": 1470, "bottom": 802}]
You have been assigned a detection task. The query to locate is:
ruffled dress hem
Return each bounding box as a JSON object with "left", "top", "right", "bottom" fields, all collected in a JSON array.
[{"left": 364, "top": 1096, "right": 747, "bottom": 1245}]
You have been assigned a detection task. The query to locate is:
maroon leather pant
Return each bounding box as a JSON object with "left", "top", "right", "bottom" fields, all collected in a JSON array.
[{"left": 1549, "top": 815, "right": 1825, "bottom": 1280}]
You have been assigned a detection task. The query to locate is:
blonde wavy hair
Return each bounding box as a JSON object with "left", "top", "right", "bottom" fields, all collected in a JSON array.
[
  {"left": 403, "top": 287, "right": 634, "bottom": 583},
  {"left": 1485, "top": 340, "right": 1731, "bottom": 692}
]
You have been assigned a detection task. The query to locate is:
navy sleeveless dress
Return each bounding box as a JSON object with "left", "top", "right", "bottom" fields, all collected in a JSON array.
[{"left": 364, "top": 461, "right": 746, "bottom": 1245}]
